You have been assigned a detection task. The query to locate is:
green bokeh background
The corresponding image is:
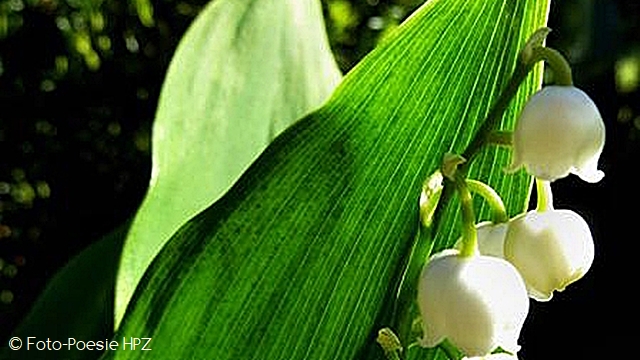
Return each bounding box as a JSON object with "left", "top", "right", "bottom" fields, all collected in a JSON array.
[{"left": 0, "top": 0, "right": 637, "bottom": 358}]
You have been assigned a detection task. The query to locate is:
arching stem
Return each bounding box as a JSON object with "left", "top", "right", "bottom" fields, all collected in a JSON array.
[{"left": 466, "top": 179, "right": 508, "bottom": 223}]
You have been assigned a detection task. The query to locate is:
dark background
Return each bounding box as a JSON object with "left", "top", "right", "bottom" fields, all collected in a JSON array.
[{"left": 0, "top": 0, "right": 637, "bottom": 358}]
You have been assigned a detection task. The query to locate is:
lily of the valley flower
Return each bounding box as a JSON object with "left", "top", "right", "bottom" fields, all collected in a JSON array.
[
  {"left": 417, "top": 249, "right": 529, "bottom": 357},
  {"left": 508, "top": 86, "right": 605, "bottom": 183},
  {"left": 464, "top": 354, "right": 519, "bottom": 360},
  {"left": 475, "top": 221, "right": 509, "bottom": 258},
  {"left": 473, "top": 179, "right": 595, "bottom": 301},
  {"left": 503, "top": 209, "right": 595, "bottom": 301}
]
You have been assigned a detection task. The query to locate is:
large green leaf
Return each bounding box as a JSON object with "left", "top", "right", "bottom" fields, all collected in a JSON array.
[
  {"left": 107, "top": 1, "right": 549, "bottom": 359},
  {"left": 115, "top": 0, "right": 341, "bottom": 326}
]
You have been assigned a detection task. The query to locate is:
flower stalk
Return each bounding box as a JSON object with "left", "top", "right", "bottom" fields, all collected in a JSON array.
[
  {"left": 441, "top": 153, "right": 479, "bottom": 258},
  {"left": 535, "top": 178, "right": 553, "bottom": 212},
  {"left": 466, "top": 179, "right": 508, "bottom": 224},
  {"left": 454, "top": 175, "right": 478, "bottom": 258},
  {"left": 462, "top": 27, "right": 572, "bottom": 165}
]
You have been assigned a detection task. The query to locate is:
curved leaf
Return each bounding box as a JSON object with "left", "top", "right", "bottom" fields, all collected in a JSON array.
[
  {"left": 1, "top": 224, "right": 128, "bottom": 360},
  {"left": 107, "top": 1, "right": 549, "bottom": 359},
  {"left": 115, "top": 0, "right": 341, "bottom": 326}
]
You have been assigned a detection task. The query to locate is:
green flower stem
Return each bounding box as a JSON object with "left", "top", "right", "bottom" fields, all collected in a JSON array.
[
  {"left": 461, "top": 27, "right": 572, "bottom": 164},
  {"left": 465, "top": 179, "right": 508, "bottom": 223},
  {"left": 455, "top": 175, "right": 478, "bottom": 258},
  {"left": 460, "top": 57, "right": 532, "bottom": 163},
  {"left": 440, "top": 153, "right": 478, "bottom": 257},
  {"left": 529, "top": 46, "right": 573, "bottom": 86},
  {"left": 439, "top": 339, "right": 463, "bottom": 360},
  {"left": 487, "top": 130, "right": 513, "bottom": 146},
  {"left": 391, "top": 227, "right": 434, "bottom": 349},
  {"left": 535, "top": 177, "right": 554, "bottom": 212},
  {"left": 391, "top": 171, "right": 444, "bottom": 343},
  {"left": 459, "top": 25, "right": 545, "bottom": 162}
]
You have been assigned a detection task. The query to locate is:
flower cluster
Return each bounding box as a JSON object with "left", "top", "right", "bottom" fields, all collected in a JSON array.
[{"left": 416, "top": 82, "right": 603, "bottom": 358}]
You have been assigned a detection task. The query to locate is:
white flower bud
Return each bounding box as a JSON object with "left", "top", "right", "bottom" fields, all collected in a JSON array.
[
  {"left": 504, "top": 209, "right": 595, "bottom": 301},
  {"left": 508, "top": 86, "right": 605, "bottom": 183},
  {"left": 417, "top": 249, "right": 529, "bottom": 357}
]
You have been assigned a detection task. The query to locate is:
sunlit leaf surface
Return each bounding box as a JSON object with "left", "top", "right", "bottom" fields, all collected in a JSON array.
[{"left": 115, "top": 0, "right": 342, "bottom": 326}]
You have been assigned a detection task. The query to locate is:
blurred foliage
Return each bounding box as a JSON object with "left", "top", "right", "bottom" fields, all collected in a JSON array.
[
  {"left": 548, "top": 0, "right": 640, "bottom": 141},
  {"left": 0, "top": 0, "right": 638, "bottom": 355},
  {"left": 0, "top": 0, "right": 210, "bottom": 335}
]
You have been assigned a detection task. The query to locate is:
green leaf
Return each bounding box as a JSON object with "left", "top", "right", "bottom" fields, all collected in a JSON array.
[
  {"left": 114, "top": 0, "right": 341, "bottom": 326},
  {"left": 107, "top": 1, "right": 549, "bottom": 360},
  {"left": 1, "top": 224, "right": 128, "bottom": 360}
]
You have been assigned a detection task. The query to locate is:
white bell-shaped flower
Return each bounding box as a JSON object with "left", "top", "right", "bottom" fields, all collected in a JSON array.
[
  {"left": 417, "top": 249, "right": 529, "bottom": 357},
  {"left": 464, "top": 354, "right": 519, "bottom": 360},
  {"left": 508, "top": 86, "right": 605, "bottom": 183},
  {"left": 503, "top": 209, "right": 595, "bottom": 301},
  {"left": 475, "top": 221, "right": 509, "bottom": 258}
]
